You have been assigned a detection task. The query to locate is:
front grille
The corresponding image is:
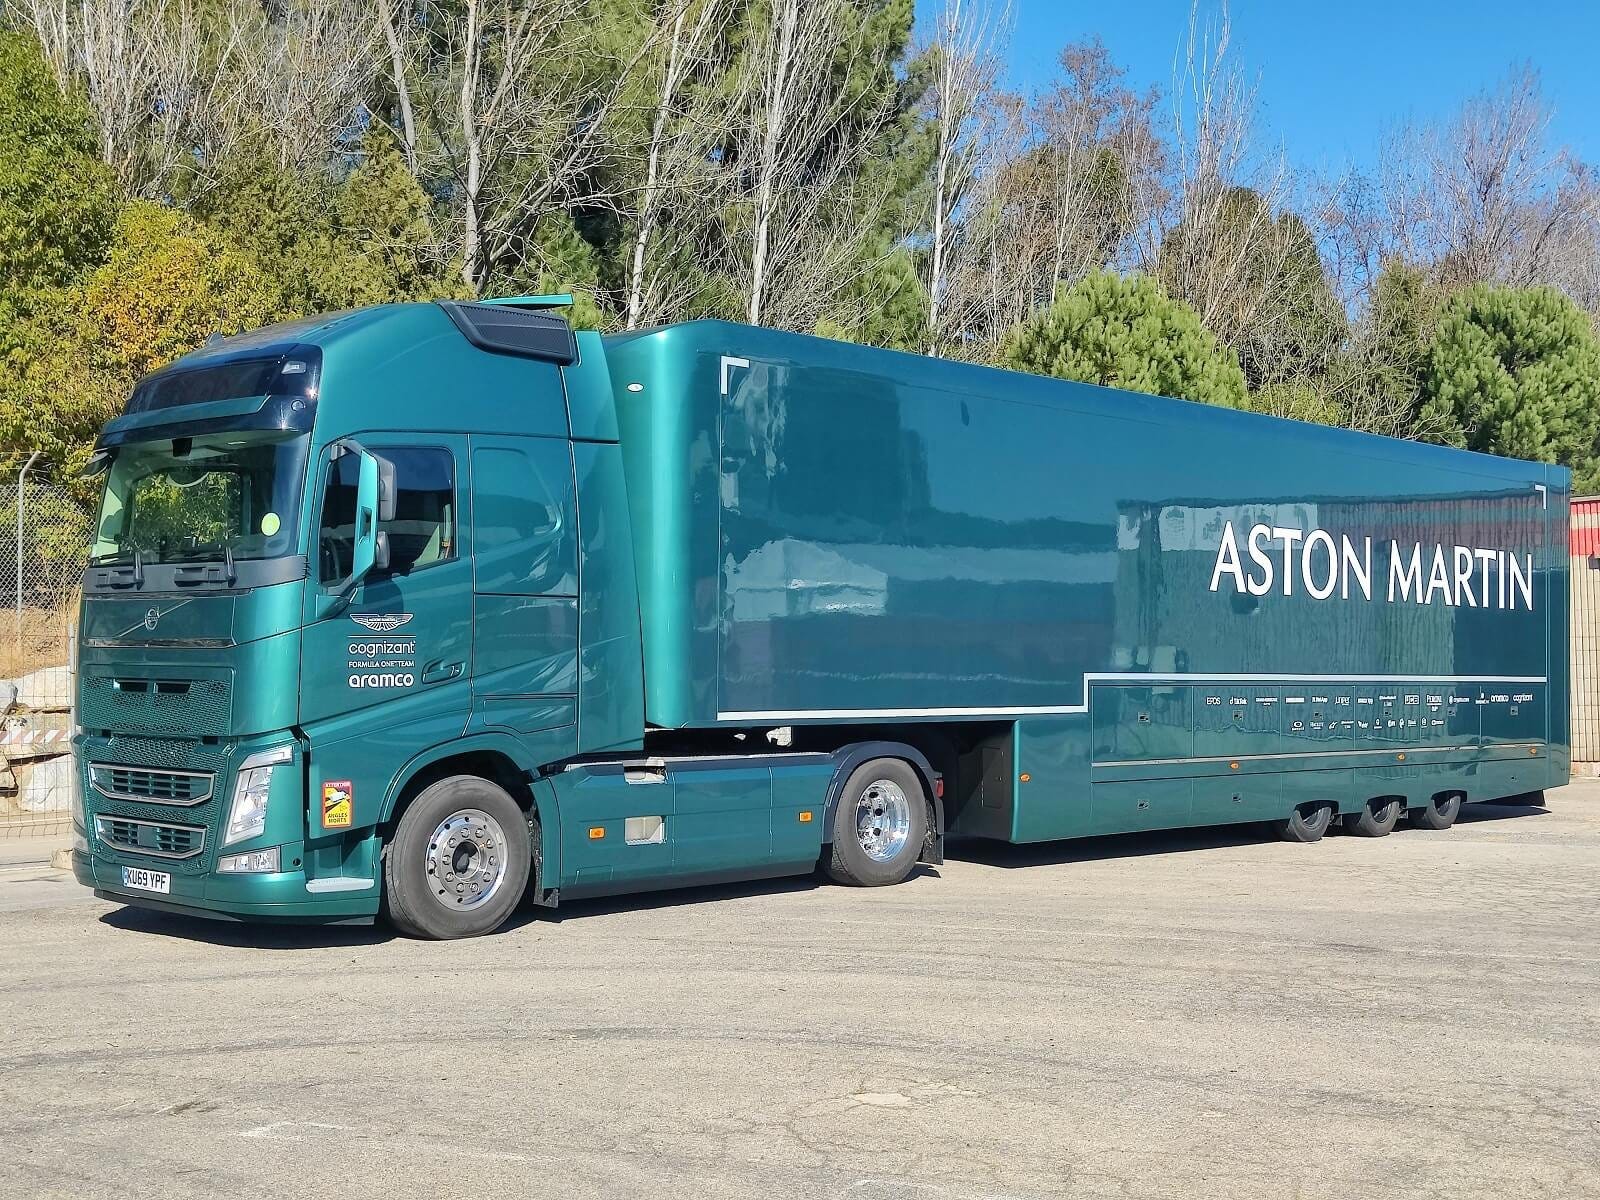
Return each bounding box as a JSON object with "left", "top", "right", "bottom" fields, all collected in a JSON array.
[
  {"left": 79, "top": 673, "right": 232, "bottom": 736},
  {"left": 89, "top": 764, "right": 213, "bottom": 806},
  {"left": 82, "top": 735, "right": 235, "bottom": 875},
  {"left": 94, "top": 815, "right": 206, "bottom": 860}
]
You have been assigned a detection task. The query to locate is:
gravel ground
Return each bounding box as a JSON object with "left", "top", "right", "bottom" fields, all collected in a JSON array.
[{"left": 2, "top": 784, "right": 1597, "bottom": 1200}]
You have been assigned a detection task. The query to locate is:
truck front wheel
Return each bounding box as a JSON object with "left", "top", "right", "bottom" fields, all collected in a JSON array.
[
  {"left": 824, "top": 759, "right": 929, "bottom": 887},
  {"left": 383, "top": 775, "right": 531, "bottom": 939}
]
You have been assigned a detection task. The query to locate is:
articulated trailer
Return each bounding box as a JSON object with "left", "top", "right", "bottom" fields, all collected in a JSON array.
[{"left": 71, "top": 299, "right": 1569, "bottom": 937}]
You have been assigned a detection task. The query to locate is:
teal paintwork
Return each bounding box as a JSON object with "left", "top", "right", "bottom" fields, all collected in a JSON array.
[
  {"left": 604, "top": 319, "right": 1566, "bottom": 845},
  {"left": 73, "top": 302, "right": 1571, "bottom": 926}
]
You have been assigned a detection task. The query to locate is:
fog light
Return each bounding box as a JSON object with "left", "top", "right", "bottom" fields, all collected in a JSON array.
[{"left": 217, "top": 847, "right": 280, "bottom": 874}]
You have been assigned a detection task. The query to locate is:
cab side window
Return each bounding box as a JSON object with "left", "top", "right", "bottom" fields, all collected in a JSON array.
[
  {"left": 383, "top": 448, "right": 455, "bottom": 573},
  {"left": 317, "top": 446, "right": 455, "bottom": 583}
]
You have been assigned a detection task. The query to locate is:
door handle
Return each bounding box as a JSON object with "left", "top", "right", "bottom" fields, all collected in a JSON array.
[{"left": 420, "top": 659, "right": 463, "bottom": 684}]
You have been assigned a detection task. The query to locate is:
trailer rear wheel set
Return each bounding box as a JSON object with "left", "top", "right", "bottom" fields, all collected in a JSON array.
[{"left": 1271, "top": 789, "right": 1468, "bottom": 847}]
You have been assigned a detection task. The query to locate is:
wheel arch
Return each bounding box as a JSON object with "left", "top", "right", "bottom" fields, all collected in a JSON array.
[
  {"left": 821, "top": 741, "right": 945, "bottom": 865},
  {"left": 379, "top": 734, "right": 561, "bottom": 906}
]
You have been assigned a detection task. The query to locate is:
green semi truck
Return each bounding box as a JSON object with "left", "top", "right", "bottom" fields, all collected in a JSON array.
[{"left": 70, "top": 298, "right": 1570, "bottom": 937}]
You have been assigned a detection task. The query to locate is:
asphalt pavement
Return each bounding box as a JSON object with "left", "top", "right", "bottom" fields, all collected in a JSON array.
[{"left": 2, "top": 783, "right": 1598, "bottom": 1200}]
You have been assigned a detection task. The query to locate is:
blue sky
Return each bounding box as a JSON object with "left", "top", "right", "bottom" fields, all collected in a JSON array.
[{"left": 914, "top": 0, "right": 1600, "bottom": 172}]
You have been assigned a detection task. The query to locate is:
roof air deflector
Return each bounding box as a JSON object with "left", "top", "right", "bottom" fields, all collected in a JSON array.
[{"left": 435, "top": 300, "right": 578, "bottom": 364}]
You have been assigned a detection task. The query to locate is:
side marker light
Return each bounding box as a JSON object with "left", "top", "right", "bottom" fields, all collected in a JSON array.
[{"left": 588, "top": 826, "right": 605, "bottom": 840}]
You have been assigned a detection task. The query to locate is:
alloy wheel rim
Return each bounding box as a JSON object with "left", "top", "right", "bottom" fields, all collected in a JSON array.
[
  {"left": 425, "top": 808, "right": 509, "bottom": 911},
  {"left": 855, "top": 780, "right": 912, "bottom": 863}
]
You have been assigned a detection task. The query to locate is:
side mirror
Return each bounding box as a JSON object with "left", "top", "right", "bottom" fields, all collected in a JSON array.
[
  {"left": 373, "top": 530, "right": 391, "bottom": 573},
  {"left": 376, "top": 453, "right": 396, "bottom": 523},
  {"left": 349, "top": 448, "right": 380, "bottom": 584}
]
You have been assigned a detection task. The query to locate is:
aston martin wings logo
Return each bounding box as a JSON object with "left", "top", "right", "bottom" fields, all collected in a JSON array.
[{"left": 349, "top": 612, "right": 414, "bottom": 632}]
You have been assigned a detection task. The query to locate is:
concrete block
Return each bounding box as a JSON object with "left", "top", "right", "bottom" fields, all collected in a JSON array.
[
  {"left": 14, "top": 665, "right": 71, "bottom": 712},
  {"left": 16, "top": 754, "right": 74, "bottom": 812}
]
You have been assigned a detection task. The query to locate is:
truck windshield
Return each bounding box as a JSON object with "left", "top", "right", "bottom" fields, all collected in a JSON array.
[{"left": 89, "top": 431, "right": 309, "bottom": 565}]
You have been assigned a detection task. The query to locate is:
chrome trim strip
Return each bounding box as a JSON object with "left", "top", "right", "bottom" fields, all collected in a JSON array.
[
  {"left": 89, "top": 763, "right": 214, "bottom": 807},
  {"left": 1094, "top": 744, "right": 1545, "bottom": 768},
  {"left": 93, "top": 814, "right": 207, "bottom": 860},
  {"left": 717, "top": 672, "right": 1549, "bottom": 722}
]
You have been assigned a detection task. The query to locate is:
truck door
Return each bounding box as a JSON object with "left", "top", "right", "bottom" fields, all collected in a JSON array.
[
  {"left": 299, "top": 437, "right": 474, "bottom": 742},
  {"left": 464, "top": 434, "right": 579, "bottom": 758}
]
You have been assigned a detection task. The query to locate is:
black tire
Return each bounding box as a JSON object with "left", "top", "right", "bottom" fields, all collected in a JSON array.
[
  {"left": 1269, "top": 802, "right": 1333, "bottom": 843},
  {"left": 824, "top": 758, "right": 929, "bottom": 887},
  {"left": 1409, "top": 793, "right": 1462, "bottom": 830},
  {"left": 1344, "top": 797, "right": 1402, "bottom": 837},
  {"left": 383, "top": 775, "right": 531, "bottom": 939}
]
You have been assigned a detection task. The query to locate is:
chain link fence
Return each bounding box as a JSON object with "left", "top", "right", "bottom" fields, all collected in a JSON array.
[{"left": 1, "top": 470, "right": 92, "bottom": 840}]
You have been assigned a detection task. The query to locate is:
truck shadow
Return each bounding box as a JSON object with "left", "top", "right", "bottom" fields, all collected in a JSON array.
[
  {"left": 948, "top": 800, "right": 1550, "bottom": 870},
  {"left": 95, "top": 864, "right": 944, "bottom": 946},
  {"left": 97, "top": 904, "right": 396, "bottom": 949},
  {"left": 94, "top": 803, "right": 1546, "bottom": 944}
]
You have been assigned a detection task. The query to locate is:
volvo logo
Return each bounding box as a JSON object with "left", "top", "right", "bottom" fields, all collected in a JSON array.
[{"left": 143, "top": 607, "right": 161, "bottom": 631}]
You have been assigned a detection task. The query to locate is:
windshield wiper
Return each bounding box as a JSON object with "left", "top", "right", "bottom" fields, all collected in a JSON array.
[
  {"left": 93, "top": 548, "right": 144, "bottom": 589},
  {"left": 172, "top": 543, "right": 238, "bottom": 587}
]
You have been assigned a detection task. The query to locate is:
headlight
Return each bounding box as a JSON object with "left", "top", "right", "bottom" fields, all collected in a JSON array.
[
  {"left": 224, "top": 745, "right": 293, "bottom": 846},
  {"left": 71, "top": 763, "right": 86, "bottom": 831}
]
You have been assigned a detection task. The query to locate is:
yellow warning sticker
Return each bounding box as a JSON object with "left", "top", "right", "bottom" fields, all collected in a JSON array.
[{"left": 321, "top": 780, "right": 353, "bottom": 829}]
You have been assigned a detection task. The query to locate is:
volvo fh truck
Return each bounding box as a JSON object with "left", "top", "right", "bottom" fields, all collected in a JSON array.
[{"left": 71, "top": 298, "right": 1569, "bottom": 937}]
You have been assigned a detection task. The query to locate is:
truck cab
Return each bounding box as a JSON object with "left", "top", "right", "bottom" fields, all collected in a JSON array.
[{"left": 71, "top": 300, "right": 658, "bottom": 933}]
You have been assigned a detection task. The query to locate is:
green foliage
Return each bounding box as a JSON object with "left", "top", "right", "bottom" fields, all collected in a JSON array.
[
  {"left": 1158, "top": 187, "right": 1346, "bottom": 391},
  {"left": 1323, "top": 261, "right": 1443, "bottom": 438},
  {"left": 1000, "top": 271, "right": 1249, "bottom": 408},
  {"left": 0, "top": 202, "right": 288, "bottom": 499},
  {"left": 1419, "top": 284, "right": 1600, "bottom": 487},
  {"left": 197, "top": 132, "right": 461, "bottom": 315},
  {"left": 0, "top": 32, "right": 119, "bottom": 298},
  {"left": 817, "top": 246, "right": 929, "bottom": 351},
  {"left": 123, "top": 472, "right": 242, "bottom": 557}
]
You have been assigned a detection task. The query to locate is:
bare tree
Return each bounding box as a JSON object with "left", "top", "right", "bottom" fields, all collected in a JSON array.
[
  {"left": 431, "top": 0, "right": 660, "bottom": 294},
  {"left": 229, "top": 1, "right": 377, "bottom": 176},
  {"left": 624, "top": 0, "right": 732, "bottom": 329},
  {"left": 923, "top": 0, "right": 1007, "bottom": 354},
  {"left": 1362, "top": 67, "right": 1600, "bottom": 302},
  {"left": 375, "top": 0, "right": 419, "bottom": 175},
  {"left": 732, "top": 0, "right": 901, "bottom": 329},
  {"left": 1153, "top": 2, "right": 1343, "bottom": 391},
  {"left": 18, "top": 0, "right": 235, "bottom": 196}
]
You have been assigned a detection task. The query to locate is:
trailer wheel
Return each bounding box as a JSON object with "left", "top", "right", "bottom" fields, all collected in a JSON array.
[
  {"left": 1269, "top": 802, "right": 1333, "bottom": 843},
  {"left": 1344, "top": 797, "right": 1402, "bottom": 838},
  {"left": 383, "top": 775, "right": 531, "bottom": 939},
  {"left": 824, "top": 758, "right": 929, "bottom": 887},
  {"left": 1409, "top": 792, "right": 1462, "bottom": 830}
]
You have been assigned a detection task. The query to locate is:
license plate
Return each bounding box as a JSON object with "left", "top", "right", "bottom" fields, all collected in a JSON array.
[{"left": 121, "top": 866, "right": 171, "bottom": 895}]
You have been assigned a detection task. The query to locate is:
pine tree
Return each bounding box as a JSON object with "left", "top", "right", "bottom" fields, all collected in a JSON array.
[
  {"left": 1001, "top": 271, "right": 1248, "bottom": 408},
  {"left": 1419, "top": 284, "right": 1600, "bottom": 488}
]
